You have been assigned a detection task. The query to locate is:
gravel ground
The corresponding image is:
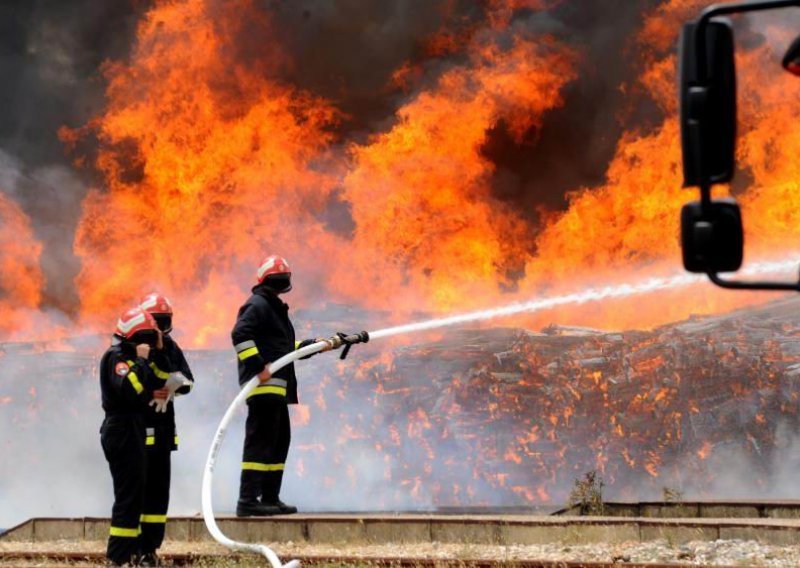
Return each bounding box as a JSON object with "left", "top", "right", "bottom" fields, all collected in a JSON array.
[{"left": 3, "top": 539, "right": 800, "bottom": 566}]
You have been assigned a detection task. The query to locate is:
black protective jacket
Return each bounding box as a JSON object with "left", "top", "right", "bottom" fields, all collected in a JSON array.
[
  {"left": 231, "top": 286, "right": 300, "bottom": 404},
  {"left": 146, "top": 334, "right": 195, "bottom": 451},
  {"left": 100, "top": 343, "right": 160, "bottom": 415}
]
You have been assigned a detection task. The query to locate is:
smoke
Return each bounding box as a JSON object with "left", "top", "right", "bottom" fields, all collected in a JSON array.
[
  {"left": 482, "top": 0, "right": 663, "bottom": 218},
  {"left": 6, "top": 297, "right": 800, "bottom": 529},
  {"left": 0, "top": 0, "right": 144, "bottom": 315}
]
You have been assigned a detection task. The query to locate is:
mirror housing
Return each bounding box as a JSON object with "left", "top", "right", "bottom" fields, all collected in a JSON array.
[
  {"left": 679, "top": 19, "right": 737, "bottom": 187},
  {"left": 677, "top": 1, "right": 800, "bottom": 292},
  {"left": 783, "top": 34, "right": 800, "bottom": 75},
  {"left": 681, "top": 199, "right": 744, "bottom": 273}
]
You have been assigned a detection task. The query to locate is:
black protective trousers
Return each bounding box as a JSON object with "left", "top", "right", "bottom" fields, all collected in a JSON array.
[
  {"left": 239, "top": 396, "right": 291, "bottom": 503},
  {"left": 140, "top": 448, "right": 171, "bottom": 553},
  {"left": 100, "top": 415, "right": 146, "bottom": 566}
]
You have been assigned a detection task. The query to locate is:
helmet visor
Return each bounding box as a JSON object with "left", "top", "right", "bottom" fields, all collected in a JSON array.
[
  {"left": 130, "top": 329, "right": 159, "bottom": 348},
  {"left": 264, "top": 273, "right": 292, "bottom": 293},
  {"left": 153, "top": 314, "right": 173, "bottom": 333}
]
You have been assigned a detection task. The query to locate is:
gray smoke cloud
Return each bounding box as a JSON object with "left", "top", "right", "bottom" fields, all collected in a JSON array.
[
  {"left": 5, "top": 297, "right": 800, "bottom": 529},
  {"left": 0, "top": 0, "right": 144, "bottom": 314}
]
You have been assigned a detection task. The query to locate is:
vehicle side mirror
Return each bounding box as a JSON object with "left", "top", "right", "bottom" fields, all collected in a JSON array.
[
  {"left": 681, "top": 199, "right": 743, "bottom": 273},
  {"left": 679, "top": 19, "right": 737, "bottom": 187},
  {"left": 783, "top": 35, "right": 800, "bottom": 75}
]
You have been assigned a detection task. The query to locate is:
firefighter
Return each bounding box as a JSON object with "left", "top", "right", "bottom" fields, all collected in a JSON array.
[
  {"left": 137, "top": 293, "right": 194, "bottom": 566},
  {"left": 99, "top": 307, "right": 163, "bottom": 566},
  {"left": 231, "top": 254, "right": 331, "bottom": 516}
]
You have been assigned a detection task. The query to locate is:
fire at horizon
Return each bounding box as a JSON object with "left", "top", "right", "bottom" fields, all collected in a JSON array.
[{"left": 1, "top": 0, "right": 800, "bottom": 344}]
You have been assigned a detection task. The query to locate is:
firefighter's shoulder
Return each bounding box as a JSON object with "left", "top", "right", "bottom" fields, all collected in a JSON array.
[{"left": 103, "top": 347, "right": 139, "bottom": 381}]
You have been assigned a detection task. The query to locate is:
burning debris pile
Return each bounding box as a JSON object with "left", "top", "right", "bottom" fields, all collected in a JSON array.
[
  {"left": 325, "top": 296, "right": 800, "bottom": 506},
  {"left": 3, "top": 297, "right": 800, "bottom": 523}
]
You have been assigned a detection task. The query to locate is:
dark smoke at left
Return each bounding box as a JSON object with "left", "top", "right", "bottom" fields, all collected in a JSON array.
[{"left": 0, "top": 0, "right": 144, "bottom": 313}]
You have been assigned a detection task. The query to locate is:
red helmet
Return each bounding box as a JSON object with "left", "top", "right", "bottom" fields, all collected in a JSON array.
[
  {"left": 139, "top": 292, "right": 174, "bottom": 333},
  {"left": 139, "top": 293, "right": 173, "bottom": 315},
  {"left": 257, "top": 255, "right": 291, "bottom": 284},
  {"left": 115, "top": 307, "right": 159, "bottom": 340}
]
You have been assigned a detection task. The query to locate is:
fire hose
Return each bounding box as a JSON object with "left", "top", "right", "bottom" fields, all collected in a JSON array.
[{"left": 201, "top": 332, "right": 369, "bottom": 568}]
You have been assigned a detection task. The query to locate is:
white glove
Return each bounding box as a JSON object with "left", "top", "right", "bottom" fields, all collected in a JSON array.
[
  {"left": 166, "top": 372, "right": 191, "bottom": 397},
  {"left": 149, "top": 373, "right": 191, "bottom": 413},
  {"left": 149, "top": 396, "right": 170, "bottom": 413}
]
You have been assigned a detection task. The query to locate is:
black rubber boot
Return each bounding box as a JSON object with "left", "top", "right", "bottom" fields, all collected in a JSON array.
[
  {"left": 261, "top": 498, "right": 297, "bottom": 515},
  {"left": 236, "top": 499, "right": 282, "bottom": 517},
  {"left": 138, "top": 551, "right": 161, "bottom": 567}
]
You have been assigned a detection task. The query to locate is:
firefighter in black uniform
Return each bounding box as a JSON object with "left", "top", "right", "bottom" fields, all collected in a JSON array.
[
  {"left": 137, "top": 293, "right": 194, "bottom": 566},
  {"left": 99, "top": 307, "right": 163, "bottom": 566},
  {"left": 232, "top": 254, "right": 331, "bottom": 516}
]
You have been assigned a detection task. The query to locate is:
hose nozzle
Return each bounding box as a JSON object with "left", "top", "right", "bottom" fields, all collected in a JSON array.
[{"left": 327, "top": 331, "right": 370, "bottom": 359}]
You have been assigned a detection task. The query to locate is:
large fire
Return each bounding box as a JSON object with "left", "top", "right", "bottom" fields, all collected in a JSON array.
[
  {"left": 4, "top": 0, "right": 800, "bottom": 516},
  {"left": 0, "top": 0, "right": 791, "bottom": 343}
]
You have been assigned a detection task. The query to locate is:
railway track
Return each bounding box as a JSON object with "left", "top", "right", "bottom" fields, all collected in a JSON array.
[{"left": 0, "top": 550, "right": 735, "bottom": 567}]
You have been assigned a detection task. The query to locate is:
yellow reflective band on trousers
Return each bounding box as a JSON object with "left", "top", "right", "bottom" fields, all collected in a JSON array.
[
  {"left": 149, "top": 362, "right": 170, "bottom": 380},
  {"left": 241, "top": 462, "right": 285, "bottom": 472},
  {"left": 238, "top": 347, "right": 259, "bottom": 361},
  {"left": 247, "top": 385, "right": 286, "bottom": 398},
  {"left": 109, "top": 525, "right": 141, "bottom": 537},
  {"left": 140, "top": 514, "right": 167, "bottom": 524},
  {"left": 174, "top": 435, "right": 179, "bottom": 446},
  {"left": 127, "top": 372, "right": 144, "bottom": 394},
  {"left": 145, "top": 436, "right": 155, "bottom": 446},
  {"left": 295, "top": 341, "right": 300, "bottom": 349}
]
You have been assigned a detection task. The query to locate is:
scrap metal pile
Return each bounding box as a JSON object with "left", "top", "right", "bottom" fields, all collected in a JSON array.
[{"left": 2, "top": 298, "right": 800, "bottom": 512}]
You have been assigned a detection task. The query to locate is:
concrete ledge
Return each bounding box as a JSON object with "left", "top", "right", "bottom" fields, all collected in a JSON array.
[
  {"left": 365, "top": 520, "right": 430, "bottom": 543},
  {"left": 0, "top": 520, "right": 33, "bottom": 542},
  {"left": 639, "top": 524, "right": 719, "bottom": 545},
  {"left": 431, "top": 520, "right": 499, "bottom": 544},
  {"left": 33, "top": 518, "right": 85, "bottom": 541},
  {"left": 6, "top": 514, "right": 800, "bottom": 546},
  {"left": 567, "top": 500, "right": 800, "bottom": 520}
]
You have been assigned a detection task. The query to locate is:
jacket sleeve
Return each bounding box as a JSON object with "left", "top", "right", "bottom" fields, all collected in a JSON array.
[
  {"left": 232, "top": 301, "right": 267, "bottom": 379},
  {"left": 297, "top": 338, "right": 320, "bottom": 360},
  {"left": 108, "top": 353, "right": 156, "bottom": 404},
  {"left": 173, "top": 342, "right": 195, "bottom": 395}
]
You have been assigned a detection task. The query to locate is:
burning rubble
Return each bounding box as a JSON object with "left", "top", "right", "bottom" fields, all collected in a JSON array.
[{"left": 2, "top": 297, "right": 800, "bottom": 523}]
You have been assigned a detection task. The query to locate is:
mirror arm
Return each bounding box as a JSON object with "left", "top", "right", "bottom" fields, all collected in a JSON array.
[
  {"left": 695, "top": 1, "right": 800, "bottom": 82},
  {"left": 707, "top": 270, "right": 800, "bottom": 291}
]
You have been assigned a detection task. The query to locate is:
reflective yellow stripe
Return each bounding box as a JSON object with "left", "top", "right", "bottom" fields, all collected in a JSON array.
[
  {"left": 238, "top": 347, "right": 259, "bottom": 361},
  {"left": 140, "top": 514, "right": 167, "bottom": 524},
  {"left": 109, "top": 526, "right": 140, "bottom": 537},
  {"left": 149, "top": 363, "right": 170, "bottom": 380},
  {"left": 242, "top": 462, "right": 285, "bottom": 472},
  {"left": 127, "top": 372, "right": 144, "bottom": 394},
  {"left": 247, "top": 385, "right": 286, "bottom": 398},
  {"left": 174, "top": 435, "right": 179, "bottom": 446},
  {"left": 295, "top": 341, "right": 301, "bottom": 349},
  {"left": 145, "top": 436, "right": 155, "bottom": 446}
]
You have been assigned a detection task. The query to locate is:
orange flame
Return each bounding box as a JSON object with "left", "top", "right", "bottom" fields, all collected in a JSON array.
[{"left": 0, "top": 192, "right": 44, "bottom": 338}]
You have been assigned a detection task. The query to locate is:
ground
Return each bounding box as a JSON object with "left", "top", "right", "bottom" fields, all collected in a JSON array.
[{"left": 4, "top": 539, "right": 800, "bottom": 566}]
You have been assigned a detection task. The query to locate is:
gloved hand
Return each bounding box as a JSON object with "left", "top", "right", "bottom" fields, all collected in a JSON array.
[
  {"left": 297, "top": 338, "right": 332, "bottom": 360},
  {"left": 149, "top": 390, "right": 170, "bottom": 413},
  {"left": 167, "top": 372, "right": 191, "bottom": 397},
  {"left": 149, "top": 372, "right": 192, "bottom": 413}
]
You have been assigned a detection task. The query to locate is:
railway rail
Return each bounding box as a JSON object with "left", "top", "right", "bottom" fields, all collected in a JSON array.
[{"left": 0, "top": 550, "right": 735, "bottom": 567}]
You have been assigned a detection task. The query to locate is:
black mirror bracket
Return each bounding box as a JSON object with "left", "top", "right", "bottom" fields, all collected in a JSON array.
[
  {"left": 686, "top": 0, "right": 800, "bottom": 292},
  {"left": 707, "top": 270, "right": 800, "bottom": 291}
]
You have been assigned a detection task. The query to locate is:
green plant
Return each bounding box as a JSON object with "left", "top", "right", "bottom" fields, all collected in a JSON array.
[{"left": 567, "top": 470, "right": 605, "bottom": 516}]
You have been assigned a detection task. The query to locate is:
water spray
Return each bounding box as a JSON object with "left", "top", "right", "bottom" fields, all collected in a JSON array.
[{"left": 202, "top": 257, "right": 798, "bottom": 566}]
